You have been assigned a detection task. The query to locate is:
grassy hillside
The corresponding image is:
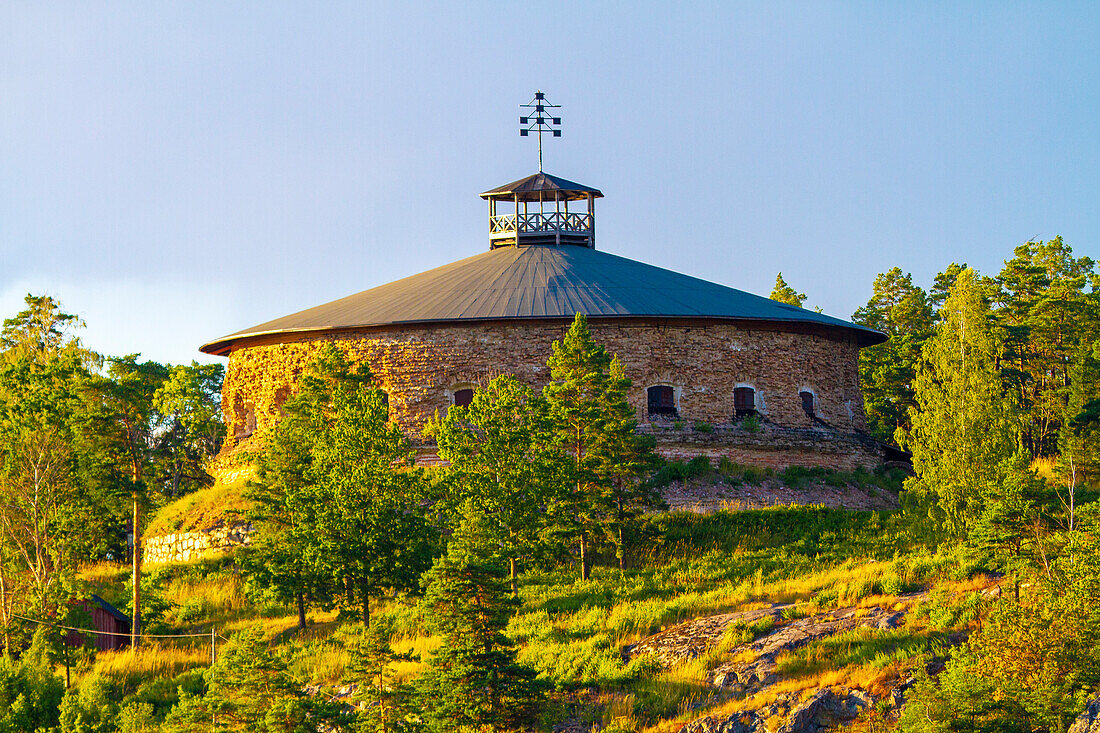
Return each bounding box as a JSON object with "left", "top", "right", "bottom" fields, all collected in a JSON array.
[
  {"left": 144, "top": 477, "right": 254, "bottom": 537},
  {"left": 67, "top": 502, "right": 989, "bottom": 732}
]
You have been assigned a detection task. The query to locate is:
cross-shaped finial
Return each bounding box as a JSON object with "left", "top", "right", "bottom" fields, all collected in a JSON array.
[{"left": 519, "top": 90, "right": 561, "bottom": 172}]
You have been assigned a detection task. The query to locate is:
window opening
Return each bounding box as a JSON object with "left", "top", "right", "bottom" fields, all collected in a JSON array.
[
  {"left": 380, "top": 391, "right": 389, "bottom": 418},
  {"left": 647, "top": 385, "right": 677, "bottom": 417},
  {"left": 734, "top": 387, "right": 757, "bottom": 418},
  {"left": 453, "top": 388, "right": 474, "bottom": 408},
  {"left": 800, "top": 390, "right": 815, "bottom": 418}
]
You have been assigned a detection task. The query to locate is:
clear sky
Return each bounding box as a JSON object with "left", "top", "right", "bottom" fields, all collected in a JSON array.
[{"left": 3, "top": 2, "right": 1097, "bottom": 365}]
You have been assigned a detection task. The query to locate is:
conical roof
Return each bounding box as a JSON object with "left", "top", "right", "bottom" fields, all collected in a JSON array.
[{"left": 199, "top": 246, "right": 884, "bottom": 355}]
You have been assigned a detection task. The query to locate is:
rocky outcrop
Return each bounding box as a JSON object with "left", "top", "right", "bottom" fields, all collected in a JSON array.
[
  {"left": 677, "top": 687, "right": 871, "bottom": 733},
  {"left": 627, "top": 592, "right": 936, "bottom": 732},
  {"left": 707, "top": 604, "right": 906, "bottom": 695},
  {"left": 626, "top": 606, "right": 786, "bottom": 667},
  {"left": 627, "top": 595, "right": 919, "bottom": 681},
  {"left": 1070, "top": 698, "right": 1100, "bottom": 733}
]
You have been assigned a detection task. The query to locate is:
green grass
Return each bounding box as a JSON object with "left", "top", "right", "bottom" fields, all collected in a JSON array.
[
  {"left": 145, "top": 477, "right": 252, "bottom": 536},
  {"left": 647, "top": 457, "right": 908, "bottom": 496}
]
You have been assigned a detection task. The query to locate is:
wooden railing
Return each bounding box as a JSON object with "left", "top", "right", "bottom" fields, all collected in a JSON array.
[{"left": 490, "top": 212, "right": 593, "bottom": 234}]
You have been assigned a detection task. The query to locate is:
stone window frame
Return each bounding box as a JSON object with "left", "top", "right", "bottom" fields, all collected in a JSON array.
[
  {"left": 446, "top": 383, "right": 478, "bottom": 409},
  {"left": 645, "top": 383, "right": 681, "bottom": 419},
  {"left": 798, "top": 387, "right": 817, "bottom": 419},
  {"left": 733, "top": 382, "right": 763, "bottom": 419},
  {"left": 236, "top": 401, "right": 258, "bottom": 440}
]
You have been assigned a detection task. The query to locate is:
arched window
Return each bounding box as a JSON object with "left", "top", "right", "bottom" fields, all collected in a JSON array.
[
  {"left": 733, "top": 386, "right": 756, "bottom": 418},
  {"left": 799, "top": 390, "right": 816, "bottom": 418},
  {"left": 647, "top": 385, "right": 677, "bottom": 417},
  {"left": 453, "top": 388, "right": 474, "bottom": 408}
]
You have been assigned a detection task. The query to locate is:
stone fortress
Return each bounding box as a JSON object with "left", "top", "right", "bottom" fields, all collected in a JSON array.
[{"left": 200, "top": 170, "right": 889, "bottom": 472}]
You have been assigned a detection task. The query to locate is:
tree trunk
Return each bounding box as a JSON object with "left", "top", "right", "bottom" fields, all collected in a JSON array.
[
  {"left": 618, "top": 521, "right": 626, "bottom": 574},
  {"left": 360, "top": 579, "right": 371, "bottom": 629},
  {"left": 579, "top": 531, "right": 590, "bottom": 581},
  {"left": 131, "top": 492, "right": 141, "bottom": 649},
  {"left": 509, "top": 556, "right": 518, "bottom": 597},
  {"left": 296, "top": 592, "right": 306, "bottom": 631}
]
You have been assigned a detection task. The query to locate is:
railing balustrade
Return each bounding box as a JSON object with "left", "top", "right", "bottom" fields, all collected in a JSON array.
[{"left": 489, "top": 212, "right": 593, "bottom": 235}]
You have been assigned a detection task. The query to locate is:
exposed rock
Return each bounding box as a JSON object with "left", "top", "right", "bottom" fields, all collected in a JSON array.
[
  {"left": 705, "top": 602, "right": 921, "bottom": 696},
  {"left": 778, "top": 688, "right": 870, "bottom": 733},
  {"left": 676, "top": 688, "right": 869, "bottom": 733},
  {"left": 1070, "top": 698, "right": 1100, "bottom": 733},
  {"left": 626, "top": 606, "right": 785, "bottom": 667},
  {"left": 661, "top": 475, "right": 899, "bottom": 513}
]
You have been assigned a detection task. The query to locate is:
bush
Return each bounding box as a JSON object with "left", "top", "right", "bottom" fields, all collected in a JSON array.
[
  {"left": 59, "top": 673, "right": 118, "bottom": 733},
  {"left": 0, "top": 629, "right": 64, "bottom": 732}
]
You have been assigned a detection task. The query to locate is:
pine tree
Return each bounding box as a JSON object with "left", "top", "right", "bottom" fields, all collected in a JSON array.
[
  {"left": 163, "top": 626, "right": 350, "bottom": 732},
  {"left": 543, "top": 314, "right": 617, "bottom": 581},
  {"left": 769, "top": 273, "right": 806, "bottom": 307},
  {"left": 417, "top": 512, "right": 543, "bottom": 732},
  {"left": 247, "top": 346, "right": 435, "bottom": 628},
  {"left": 597, "top": 357, "right": 661, "bottom": 572},
  {"left": 995, "top": 238, "right": 1098, "bottom": 457},
  {"left": 900, "top": 268, "right": 1018, "bottom": 535},
  {"left": 428, "top": 375, "right": 560, "bottom": 593},
  {"left": 337, "top": 618, "right": 416, "bottom": 733},
  {"left": 851, "top": 267, "right": 934, "bottom": 443}
]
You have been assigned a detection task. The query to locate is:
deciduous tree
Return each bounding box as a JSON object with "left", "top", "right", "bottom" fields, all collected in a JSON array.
[{"left": 900, "top": 268, "right": 1018, "bottom": 534}]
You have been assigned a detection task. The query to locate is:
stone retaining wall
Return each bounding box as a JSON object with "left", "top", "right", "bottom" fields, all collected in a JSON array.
[{"left": 143, "top": 522, "right": 253, "bottom": 565}]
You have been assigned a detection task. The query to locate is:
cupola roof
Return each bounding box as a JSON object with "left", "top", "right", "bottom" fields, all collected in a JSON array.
[{"left": 480, "top": 172, "right": 603, "bottom": 202}]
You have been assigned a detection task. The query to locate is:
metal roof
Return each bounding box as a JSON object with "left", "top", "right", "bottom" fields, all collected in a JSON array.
[
  {"left": 480, "top": 172, "right": 604, "bottom": 202},
  {"left": 200, "top": 245, "right": 885, "bottom": 355}
]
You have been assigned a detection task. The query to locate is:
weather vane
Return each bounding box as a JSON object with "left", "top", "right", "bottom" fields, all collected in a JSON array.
[{"left": 519, "top": 90, "right": 561, "bottom": 172}]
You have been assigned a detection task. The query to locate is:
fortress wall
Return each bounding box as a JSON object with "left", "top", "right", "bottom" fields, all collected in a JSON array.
[{"left": 217, "top": 319, "right": 871, "bottom": 466}]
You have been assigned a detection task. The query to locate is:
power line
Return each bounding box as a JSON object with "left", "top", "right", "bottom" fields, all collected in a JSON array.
[{"left": 14, "top": 614, "right": 212, "bottom": 639}]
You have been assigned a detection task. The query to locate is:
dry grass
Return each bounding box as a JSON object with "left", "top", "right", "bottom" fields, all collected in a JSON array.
[
  {"left": 78, "top": 643, "right": 211, "bottom": 695},
  {"left": 1031, "top": 456, "right": 1058, "bottom": 482}
]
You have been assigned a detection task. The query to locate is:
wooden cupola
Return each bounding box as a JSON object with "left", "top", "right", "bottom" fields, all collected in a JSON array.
[{"left": 479, "top": 172, "right": 603, "bottom": 249}]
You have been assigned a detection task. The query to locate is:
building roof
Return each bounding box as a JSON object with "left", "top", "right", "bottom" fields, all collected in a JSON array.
[
  {"left": 90, "top": 594, "right": 131, "bottom": 624},
  {"left": 480, "top": 172, "right": 604, "bottom": 202},
  {"left": 200, "top": 245, "right": 885, "bottom": 355}
]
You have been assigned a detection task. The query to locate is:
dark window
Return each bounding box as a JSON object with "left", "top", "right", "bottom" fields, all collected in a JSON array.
[
  {"left": 734, "top": 387, "right": 756, "bottom": 418},
  {"left": 380, "top": 391, "right": 389, "bottom": 418},
  {"left": 453, "top": 388, "right": 474, "bottom": 408},
  {"left": 647, "top": 385, "right": 677, "bottom": 417},
  {"left": 800, "top": 390, "right": 815, "bottom": 418}
]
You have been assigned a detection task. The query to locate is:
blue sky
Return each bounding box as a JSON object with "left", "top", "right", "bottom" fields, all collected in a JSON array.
[{"left": 2, "top": 2, "right": 1097, "bottom": 365}]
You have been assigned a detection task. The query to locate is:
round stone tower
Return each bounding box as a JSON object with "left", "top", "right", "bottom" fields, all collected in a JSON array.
[{"left": 201, "top": 170, "right": 887, "bottom": 471}]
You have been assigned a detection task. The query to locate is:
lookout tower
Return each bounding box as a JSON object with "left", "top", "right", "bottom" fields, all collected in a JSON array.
[
  {"left": 480, "top": 172, "right": 603, "bottom": 249},
  {"left": 480, "top": 90, "right": 604, "bottom": 249}
]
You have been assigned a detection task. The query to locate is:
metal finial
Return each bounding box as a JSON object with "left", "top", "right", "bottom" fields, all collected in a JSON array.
[{"left": 519, "top": 90, "right": 561, "bottom": 172}]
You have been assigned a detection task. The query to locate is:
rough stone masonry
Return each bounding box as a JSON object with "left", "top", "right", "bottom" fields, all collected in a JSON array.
[{"left": 218, "top": 318, "right": 883, "bottom": 472}]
